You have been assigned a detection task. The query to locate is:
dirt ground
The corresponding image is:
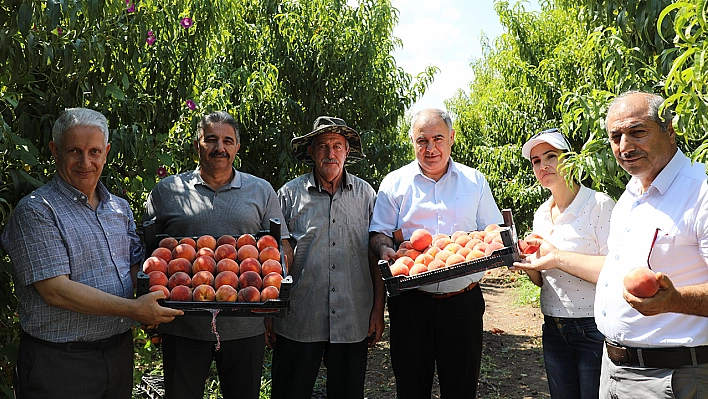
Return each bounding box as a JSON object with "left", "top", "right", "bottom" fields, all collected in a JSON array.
[{"left": 357, "top": 268, "right": 549, "bottom": 399}]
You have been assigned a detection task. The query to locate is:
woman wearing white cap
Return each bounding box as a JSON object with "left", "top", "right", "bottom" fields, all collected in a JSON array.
[{"left": 518, "top": 128, "right": 615, "bottom": 399}]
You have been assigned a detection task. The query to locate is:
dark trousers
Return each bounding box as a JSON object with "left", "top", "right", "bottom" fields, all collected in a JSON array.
[
  {"left": 15, "top": 330, "right": 133, "bottom": 399},
  {"left": 270, "top": 335, "right": 369, "bottom": 399},
  {"left": 388, "top": 285, "right": 485, "bottom": 399},
  {"left": 543, "top": 315, "right": 603, "bottom": 399},
  {"left": 161, "top": 333, "right": 265, "bottom": 399}
]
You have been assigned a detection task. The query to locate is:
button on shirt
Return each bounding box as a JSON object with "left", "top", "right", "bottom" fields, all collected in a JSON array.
[
  {"left": 1, "top": 175, "right": 142, "bottom": 342},
  {"left": 369, "top": 160, "right": 503, "bottom": 293},
  {"left": 275, "top": 171, "right": 376, "bottom": 343},
  {"left": 533, "top": 185, "right": 614, "bottom": 318},
  {"left": 595, "top": 151, "right": 708, "bottom": 347}
]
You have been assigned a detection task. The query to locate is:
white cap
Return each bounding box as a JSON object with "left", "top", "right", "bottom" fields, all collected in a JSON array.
[{"left": 522, "top": 129, "right": 570, "bottom": 160}]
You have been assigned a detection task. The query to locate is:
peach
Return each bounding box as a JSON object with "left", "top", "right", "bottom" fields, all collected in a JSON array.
[
  {"left": 414, "top": 253, "right": 434, "bottom": 266},
  {"left": 427, "top": 259, "right": 446, "bottom": 270},
  {"left": 151, "top": 247, "right": 173, "bottom": 263},
  {"left": 172, "top": 243, "right": 197, "bottom": 263},
  {"left": 239, "top": 270, "right": 263, "bottom": 290},
  {"left": 167, "top": 258, "right": 192, "bottom": 276},
  {"left": 143, "top": 256, "right": 168, "bottom": 275},
  {"left": 149, "top": 284, "right": 170, "bottom": 299},
  {"left": 394, "top": 248, "right": 408, "bottom": 260},
  {"left": 192, "top": 270, "right": 215, "bottom": 287},
  {"left": 445, "top": 253, "right": 467, "bottom": 267},
  {"left": 159, "top": 237, "right": 179, "bottom": 251},
  {"left": 395, "top": 256, "right": 415, "bottom": 269},
  {"left": 434, "top": 237, "right": 453, "bottom": 250},
  {"left": 261, "top": 259, "right": 283, "bottom": 276},
  {"left": 444, "top": 243, "right": 463, "bottom": 254},
  {"left": 410, "top": 229, "right": 433, "bottom": 251},
  {"left": 485, "top": 241, "right": 504, "bottom": 256},
  {"left": 215, "top": 244, "right": 238, "bottom": 262},
  {"left": 389, "top": 262, "right": 409, "bottom": 276},
  {"left": 455, "top": 234, "right": 472, "bottom": 247},
  {"left": 409, "top": 264, "right": 429, "bottom": 275},
  {"left": 623, "top": 267, "right": 660, "bottom": 298},
  {"left": 239, "top": 258, "right": 261, "bottom": 275},
  {"left": 399, "top": 241, "right": 413, "bottom": 250},
  {"left": 451, "top": 230, "right": 468, "bottom": 241},
  {"left": 237, "top": 286, "right": 261, "bottom": 302},
  {"left": 425, "top": 246, "right": 441, "bottom": 258},
  {"left": 216, "top": 235, "right": 237, "bottom": 247},
  {"left": 192, "top": 255, "right": 217, "bottom": 275},
  {"left": 168, "top": 271, "right": 191, "bottom": 290},
  {"left": 179, "top": 237, "right": 197, "bottom": 249},
  {"left": 257, "top": 235, "right": 279, "bottom": 251},
  {"left": 236, "top": 233, "right": 257, "bottom": 249},
  {"left": 465, "top": 238, "right": 483, "bottom": 250},
  {"left": 169, "top": 285, "right": 192, "bottom": 301},
  {"left": 435, "top": 250, "right": 454, "bottom": 263},
  {"left": 484, "top": 232, "right": 500, "bottom": 244},
  {"left": 148, "top": 270, "right": 168, "bottom": 287},
  {"left": 197, "top": 235, "right": 217, "bottom": 251},
  {"left": 261, "top": 286, "right": 280, "bottom": 301},
  {"left": 192, "top": 284, "right": 216, "bottom": 301},
  {"left": 216, "top": 258, "right": 240, "bottom": 275},
  {"left": 484, "top": 223, "right": 501, "bottom": 232},
  {"left": 215, "top": 285, "right": 238, "bottom": 302},
  {"left": 473, "top": 242, "right": 488, "bottom": 253},
  {"left": 263, "top": 272, "right": 284, "bottom": 290},
  {"left": 259, "top": 246, "right": 281, "bottom": 263},
  {"left": 432, "top": 233, "right": 449, "bottom": 243},
  {"left": 237, "top": 244, "right": 259, "bottom": 262},
  {"left": 197, "top": 247, "right": 215, "bottom": 258},
  {"left": 215, "top": 271, "right": 239, "bottom": 289},
  {"left": 404, "top": 249, "right": 423, "bottom": 260},
  {"left": 457, "top": 247, "right": 471, "bottom": 258},
  {"left": 466, "top": 249, "right": 486, "bottom": 260}
]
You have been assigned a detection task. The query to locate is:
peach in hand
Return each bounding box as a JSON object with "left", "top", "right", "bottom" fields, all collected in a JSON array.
[{"left": 623, "top": 267, "right": 660, "bottom": 298}]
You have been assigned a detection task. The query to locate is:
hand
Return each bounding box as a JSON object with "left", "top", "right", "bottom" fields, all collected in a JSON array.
[
  {"left": 511, "top": 237, "right": 558, "bottom": 272},
  {"left": 379, "top": 246, "right": 396, "bottom": 262},
  {"left": 367, "top": 307, "right": 385, "bottom": 348},
  {"left": 623, "top": 272, "right": 679, "bottom": 316},
  {"left": 134, "top": 291, "right": 183, "bottom": 326},
  {"left": 264, "top": 317, "right": 276, "bottom": 349}
]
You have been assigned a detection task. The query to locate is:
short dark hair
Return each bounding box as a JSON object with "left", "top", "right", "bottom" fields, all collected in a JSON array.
[{"left": 197, "top": 111, "right": 240, "bottom": 143}]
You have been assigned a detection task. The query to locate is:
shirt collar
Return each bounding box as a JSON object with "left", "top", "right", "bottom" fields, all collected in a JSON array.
[
  {"left": 306, "top": 169, "right": 352, "bottom": 193},
  {"left": 565, "top": 184, "right": 591, "bottom": 217},
  {"left": 413, "top": 158, "right": 457, "bottom": 182},
  {"left": 626, "top": 149, "right": 685, "bottom": 196},
  {"left": 193, "top": 166, "right": 241, "bottom": 190},
  {"left": 52, "top": 174, "right": 111, "bottom": 207}
]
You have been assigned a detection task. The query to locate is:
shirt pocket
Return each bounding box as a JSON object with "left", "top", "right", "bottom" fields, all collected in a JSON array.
[{"left": 454, "top": 195, "right": 481, "bottom": 230}]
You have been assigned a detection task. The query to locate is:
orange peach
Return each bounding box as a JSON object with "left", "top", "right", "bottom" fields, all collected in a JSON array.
[
  {"left": 394, "top": 248, "right": 408, "bottom": 259},
  {"left": 179, "top": 237, "right": 197, "bottom": 249},
  {"left": 451, "top": 230, "right": 468, "bottom": 241},
  {"left": 192, "top": 270, "right": 215, "bottom": 287},
  {"left": 197, "top": 247, "right": 215, "bottom": 258},
  {"left": 261, "top": 286, "right": 280, "bottom": 301},
  {"left": 399, "top": 241, "right": 413, "bottom": 250},
  {"left": 192, "top": 284, "right": 216, "bottom": 301},
  {"left": 257, "top": 234, "right": 279, "bottom": 251},
  {"left": 435, "top": 250, "right": 454, "bottom": 263},
  {"left": 172, "top": 243, "right": 196, "bottom": 263},
  {"left": 215, "top": 244, "right": 238, "bottom": 262},
  {"left": 236, "top": 233, "right": 257, "bottom": 249},
  {"left": 404, "top": 249, "right": 423, "bottom": 260},
  {"left": 215, "top": 270, "right": 239, "bottom": 289},
  {"left": 466, "top": 249, "right": 486, "bottom": 260},
  {"left": 434, "top": 237, "right": 454, "bottom": 250},
  {"left": 444, "top": 243, "right": 463, "bottom": 254},
  {"left": 215, "top": 285, "right": 238, "bottom": 302},
  {"left": 457, "top": 247, "right": 471, "bottom": 258},
  {"left": 410, "top": 229, "right": 433, "bottom": 251},
  {"left": 623, "top": 267, "right": 660, "bottom": 298},
  {"left": 151, "top": 247, "right": 173, "bottom": 263},
  {"left": 240, "top": 258, "right": 262, "bottom": 275},
  {"left": 259, "top": 246, "right": 281, "bottom": 263},
  {"left": 414, "top": 253, "right": 434, "bottom": 266},
  {"left": 159, "top": 237, "right": 179, "bottom": 251},
  {"left": 465, "top": 238, "right": 483, "bottom": 250},
  {"left": 149, "top": 284, "right": 170, "bottom": 299},
  {"left": 237, "top": 286, "right": 261, "bottom": 302},
  {"left": 473, "top": 242, "right": 488, "bottom": 253},
  {"left": 192, "top": 255, "right": 217, "bottom": 275},
  {"left": 169, "top": 285, "right": 192, "bottom": 301},
  {"left": 484, "top": 231, "right": 500, "bottom": 244},
  {"left": 484, "top": 223, "right": 501, "bottom": 232},
  {"left": 261, "top": 259, "right": 283, "bottom": 276},
  {"left": 395, "top": 256, "right": 415, "bottom": 269},
  {"left": 445, "top": 253, "right": 466, "bottom": 267},
  {"left": 168, "top": 271, "right": 191, "bottom": 290},
  {"left": 237, "top": 244, "right": 259, "bottom": 262},
  {"left": 197, "top": 235, "right": 217, "bottom": 251},
  {"left": 424, "top": 246, "right": 441, "bottom": 258},
  {"left": 409, "top": 264, "right": 429, "bottom": 275},
  {"left": 148, "top": 270, "right": 169, "bottom": 287},
  {"left": 263, "top": 272, "right": 284, "bottom": 290},
  {"left": 389, "top": 262, "right": 409, "bottom": 276},
  {"left": 427, "top": 259, "right": 446, "bottom": 270},
  {"left": 167, "top": 258, "right": 192, "bottom": 277},
  {"left": 143, "top": 256, "right": 168, "bottom": 275},
  {"left": 216, "top": 258, "right": 239, "bottom": 275},
  {"left": 485, "top": 241, "right": 504, "bottom": 256},
  {"left": 432, "top": 233, "right": 449, "bottom": 243},
  {"left": 239, "top": 270, "right": 263, "bottom": 290},
  {"left": 455, "top": 234, "right": 472, "bottom": 247},
  {"left": 216, "top": 234, "right": 237, "bottom": 247}
]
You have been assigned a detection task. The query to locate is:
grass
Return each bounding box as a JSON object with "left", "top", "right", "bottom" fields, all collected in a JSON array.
[{"left": 513, "top": 273, "right": 541, "bottom": 308}]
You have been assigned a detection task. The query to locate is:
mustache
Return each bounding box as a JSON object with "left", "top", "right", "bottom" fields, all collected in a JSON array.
[
  {"left": 619, "top": 150, "right": 644, "bottom": 160},
  {"left": 209, "top": 150, "right": 230, "bottom": 158},
  {"left": 321, "top": 158, "right": 339, "bottom": 165}
]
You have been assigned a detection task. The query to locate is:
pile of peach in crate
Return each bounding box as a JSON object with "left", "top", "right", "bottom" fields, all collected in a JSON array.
[
  {"left": 389, "top": 224, "right": 508, "bottom": 277},
  {"left": 143, "top": 234, "right": 283, "bottom": 303}
]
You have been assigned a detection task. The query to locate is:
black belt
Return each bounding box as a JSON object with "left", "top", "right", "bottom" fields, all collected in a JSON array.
[
  {"left": 419, "top": 282, "right": 478, "bottom": 299},
  {"left": 605, "top": 340, "right": 708, "bottom": 368},
  {"left": 22, "top": 330, "right": 129, "bottom": 352}
]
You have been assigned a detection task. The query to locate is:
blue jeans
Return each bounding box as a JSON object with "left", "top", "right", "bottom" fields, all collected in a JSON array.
[{"left": 543, "top": 315, "right": 604, "bottom": 399}]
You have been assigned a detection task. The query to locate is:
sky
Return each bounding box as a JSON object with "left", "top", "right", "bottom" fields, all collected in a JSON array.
[{"left": 390, "top": 0, "right": 541, "bottom": 114}]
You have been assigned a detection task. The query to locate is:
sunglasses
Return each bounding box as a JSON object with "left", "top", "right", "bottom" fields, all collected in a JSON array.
[{"left": 530, "top": 128, "right": 572, "bottom": 150}]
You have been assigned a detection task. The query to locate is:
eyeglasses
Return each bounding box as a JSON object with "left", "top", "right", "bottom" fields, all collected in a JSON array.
[{"left": 530, "top": 128, "right": 572, "bottom": 150}]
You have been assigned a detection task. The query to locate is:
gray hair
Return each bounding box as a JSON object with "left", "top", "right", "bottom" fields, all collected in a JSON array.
[
  {"left": 606, "top": 91, "right": 672, "bottom": 132},
  {"left": 52, "top": 108, "right": 109, "bottom": 146},
  {"left": 409, "top": 108, "right": 453, "bottom": 138},
  {"left": 197, "top": 111, "right": 240, "bottom": 143}
]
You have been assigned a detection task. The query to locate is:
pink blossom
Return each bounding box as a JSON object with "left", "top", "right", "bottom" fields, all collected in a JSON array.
[
  {"left": 146, "top": 35, "right": 156, "bottom": 45},
  {"left": 157, "top": 166, "right": 168, "bottom": 178},
  {"left": 186, "top": 99, "right": 197, "bottom": 110},
  {"left": 125, "top": 0, "right": 135, "bottom": 12},
  {"left": 180, "top": 18, "right": 193, "bottom": 29},
  {"left": 57, "top": 27, "right": 63, "bottom": 35}
]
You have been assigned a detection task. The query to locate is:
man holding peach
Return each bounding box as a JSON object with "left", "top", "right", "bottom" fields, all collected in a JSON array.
[
  {"left": 516, "top": 91, "right": 708, "bottom": 398},
  {"left": 1, "top": 108, "right": 183, "bottom": 399},
  {"left": 268, "top": 116, "right": 386, "bottom": 399},
  {"left": 144, "top": 111, "right": 292, "bottom": 399},
  {"left": 369, "top": 109, "right": 503, "bottom": 398}
]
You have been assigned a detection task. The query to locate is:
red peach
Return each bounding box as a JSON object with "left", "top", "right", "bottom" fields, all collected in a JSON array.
[
  {"left": 404, "top": 249, "right": 423, "bottom": 260},
  {"left": 197, "top": 247, "right": 215, "bottom": 258},
  {"left": 192, "top": 270, "right": 215, "bottom": 287},
  {"left": 149, "top": 284, "right": 170, "bottom": 299},
  {"left": 237, "top": 286, "right": 261, "bottom": 302},
  {"left": 197, "top": 235, "right": 217, "bottom": 251},
  {"left": 151, "top": 247, "right": 173, "bottom": 263},
  {"left": 159, "top": 237, "right": 179, "bottom": 251},
  {"left": 192, "top": 284, "right": 216, "bottom": 301},
  {"left": 261, "top": 286, "right": 280, "bottom": 301},
  {"left": 237, "top": 244, "right": 259, "bottom": 262},
  {"left": 215, "top": 244, "right": 238, "bottom": 262},
  {"left": 399, "top": 241, "right": 413, "bottom": 250},
  {"left": 179, "top": 237, "right": 197, "bottom": 250},
  {"left": 215, "top": 271, "right": 239, "bottom": 289},
  {"left": 257, "top": 235, "right": 279, "bottom": 251},
  {"left": 143, "top": 256, "right": 168, "bottom": 275},
  {"left": 623, "top": 267, "right": 660, "bottom": 298},
  {"left": 167, "top": 258, "right": 192, "bottom": 277},
  {"left": 169, "top": 285, "right": 192, "bottom": 301},
  {"left": 240, "top": 258, "right": 262, "bottom": 275},
  {"left": 216, "top": 258, "right": 240, "bottom": 275},
  {"left": 394, "top": 248, "right": 408, "bottom": 260},
  {"left": 410, "top": 229, "right": 433, "bottom": 251},
  {"left": 389, "top": 262, "right": 409, "bottom": 276},
  {"left": 259, "top": 246, "right": 281, "bottom": 263},
  {"left": 216, "top": 235, "right": 237, "bottom": 247},
  {"left": 263, "top": 272, "right": 284, "bottom": 290},
  {"left": 236, "top": 233, "right": 257, "bottom": 249},
  {"left": 215, "top": 285, "right": 238, "bottom": 302},
  {"left": 261, "top": 259, "right": 283, "bottom": 276},
  {"left": 168, "top": 271, "right": 191, "bottom": 290},
  {"left": 239, "top": 270, "right": 263, "bottom": 290},
  {"left": 172, "top": 243, "right": 197, "bottom": 263},
  {"left": 395, "top": 256, "right": 415, "bottom": 269},
  {"left": 148, "top": 270, "right": 168, "bottom": 287},
  {"left": 192, "top": 255, "right": 217, "bottom": 275}
]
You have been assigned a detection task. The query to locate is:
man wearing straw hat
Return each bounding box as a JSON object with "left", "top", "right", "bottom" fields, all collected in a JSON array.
[{"left": 268, "top": 116, "right": 386, "bottom": 399}]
